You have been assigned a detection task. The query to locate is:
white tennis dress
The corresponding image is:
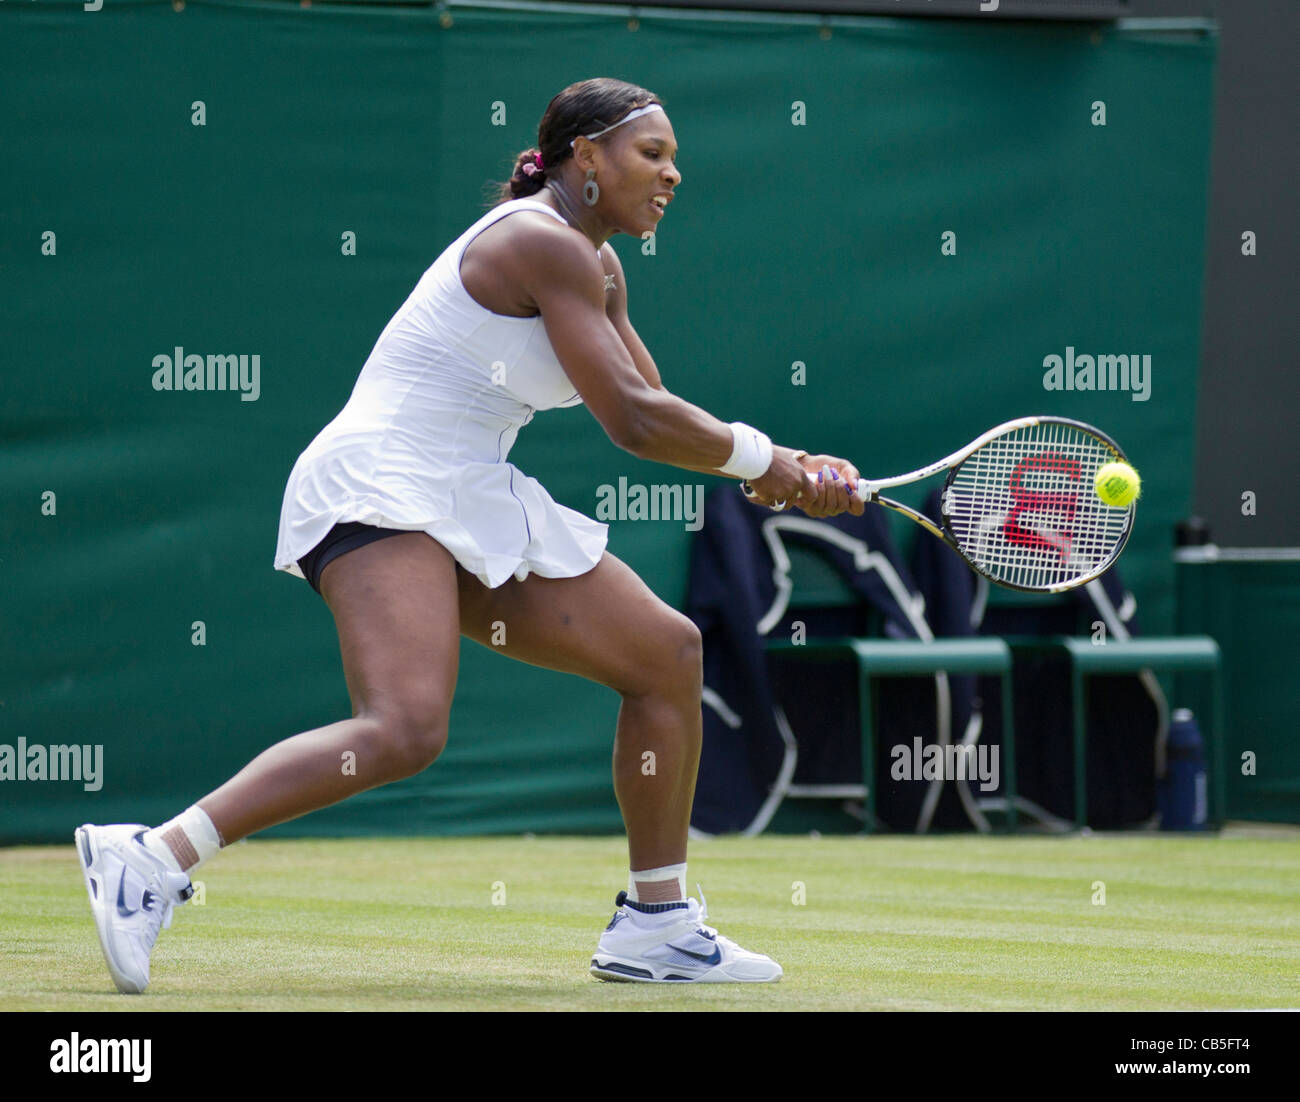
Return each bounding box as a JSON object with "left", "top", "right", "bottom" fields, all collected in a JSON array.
[{"left": 274, "top": 197, "right": 609, "bottom": 589}]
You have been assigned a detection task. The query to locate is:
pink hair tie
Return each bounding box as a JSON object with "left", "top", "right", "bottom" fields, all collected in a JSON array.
[
  {"left": 534, "top": 152, "right": 544, "bottom": 169},
  {"left": 522, "top": 163, "right": 539, "bottom": 177}
]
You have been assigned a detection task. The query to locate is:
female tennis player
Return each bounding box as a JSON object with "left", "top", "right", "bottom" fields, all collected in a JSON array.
[{"left": 76, "top": 77, "right": 865, "bottom": 991}]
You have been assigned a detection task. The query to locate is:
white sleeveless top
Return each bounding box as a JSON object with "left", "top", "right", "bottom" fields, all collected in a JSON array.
[{"left": 273, "top": 198, "right": 608, "bottom": 589}]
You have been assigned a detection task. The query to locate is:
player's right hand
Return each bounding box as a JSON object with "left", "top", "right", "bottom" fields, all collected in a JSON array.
[{"left": 743, "top": 446, "right": 816, "bottom": 511}]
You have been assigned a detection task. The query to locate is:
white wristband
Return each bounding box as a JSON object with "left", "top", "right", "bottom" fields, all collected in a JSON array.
[{"left": 720, "top": 422, "right": 773, "bottom": 480}]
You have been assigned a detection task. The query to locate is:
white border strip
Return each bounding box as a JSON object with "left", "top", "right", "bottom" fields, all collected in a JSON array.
[{"left": 1174, "top": 547, "right": 1300, "bottom": 563}]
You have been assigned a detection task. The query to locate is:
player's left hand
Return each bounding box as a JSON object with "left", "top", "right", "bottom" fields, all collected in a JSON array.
[{"left": 794, "top": 454, "right": 865, "bottom": 518}]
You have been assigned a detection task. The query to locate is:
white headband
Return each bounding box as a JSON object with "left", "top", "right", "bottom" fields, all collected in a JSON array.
[{"left": 569, "top": 103, "right": 664, "bottom": 148}]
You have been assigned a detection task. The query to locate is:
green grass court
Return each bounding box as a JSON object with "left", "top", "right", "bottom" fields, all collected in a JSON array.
[{"left": 3, "top": 832, "right": 1296, "bottom": 1012}]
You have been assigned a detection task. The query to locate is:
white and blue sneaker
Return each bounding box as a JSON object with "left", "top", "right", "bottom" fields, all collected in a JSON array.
[
  {"left": 590, "top": 887, "right": 783, "bottom": 983},
  {"left": 75, "top": 823, "right": 194, "bottom": 994}
]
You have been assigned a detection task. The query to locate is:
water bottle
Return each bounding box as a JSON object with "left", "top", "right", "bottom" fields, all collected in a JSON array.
[{"left": 1158, "top": 708, "right": 1208, "bottom": 830}]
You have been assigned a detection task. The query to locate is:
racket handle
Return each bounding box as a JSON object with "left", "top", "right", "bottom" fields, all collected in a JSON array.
[{"left": 745, "top": 475, "right": 873, "bottom": 509}]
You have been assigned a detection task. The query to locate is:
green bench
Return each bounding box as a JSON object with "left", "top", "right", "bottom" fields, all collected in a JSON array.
[
  {"left": 1006, "top": 635, "right": 1224, "bottom": 828},
  {"left": 766, "top": 637, "right": 1017, "bottom": 833}
]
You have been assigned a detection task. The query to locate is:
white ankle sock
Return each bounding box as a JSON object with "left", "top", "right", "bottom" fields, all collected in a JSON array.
[
  {"left": 627, "top": 862, "right": 687, "bottom": 903},
  {"left": 142, "top": 805, "right": 224, "bottom": 874}
]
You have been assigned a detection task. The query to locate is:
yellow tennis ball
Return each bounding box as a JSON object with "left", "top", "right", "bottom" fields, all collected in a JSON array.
[{"left": 1095, "top": 461, "right": 1141, "bottom": 507}]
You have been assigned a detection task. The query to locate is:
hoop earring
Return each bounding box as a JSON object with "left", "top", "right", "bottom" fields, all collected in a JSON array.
[{"left": 582, "top": 169, "right": 599, "bottom": 207}]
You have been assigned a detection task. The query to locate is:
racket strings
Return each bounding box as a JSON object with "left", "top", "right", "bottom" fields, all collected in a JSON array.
[{"left": 945, "top": 421, "right": 1131, "bottom": 590}]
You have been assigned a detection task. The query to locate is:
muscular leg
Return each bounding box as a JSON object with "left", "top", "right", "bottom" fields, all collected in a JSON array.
[
  {"left": 198, "top": 533, "right": 462, "bottom": 843},
  {"left": 455, "top": 553, "right": 702, "bottom": 873}
]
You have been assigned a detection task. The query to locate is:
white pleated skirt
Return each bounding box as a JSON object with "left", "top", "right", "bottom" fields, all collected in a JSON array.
[{"left": 274, "top": 448, "right": 608, "bottom": 590}]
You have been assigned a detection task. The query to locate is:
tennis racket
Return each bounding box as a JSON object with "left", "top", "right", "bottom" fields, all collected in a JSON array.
[{"left": 744, "top": 415, "right": 1135, "bottom": 593}]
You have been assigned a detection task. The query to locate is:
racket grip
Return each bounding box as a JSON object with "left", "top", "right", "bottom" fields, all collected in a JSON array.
[{"left": 853, "top": 478, "right": 874, "bottom": 501}]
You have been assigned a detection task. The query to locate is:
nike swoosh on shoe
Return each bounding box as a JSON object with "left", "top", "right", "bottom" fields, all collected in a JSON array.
[
  {"left": 667, "top": 942, "right": 723, "bottom": 966},
  {"left": 116, "top": 870, "right": 139, "bottom": 918}
]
